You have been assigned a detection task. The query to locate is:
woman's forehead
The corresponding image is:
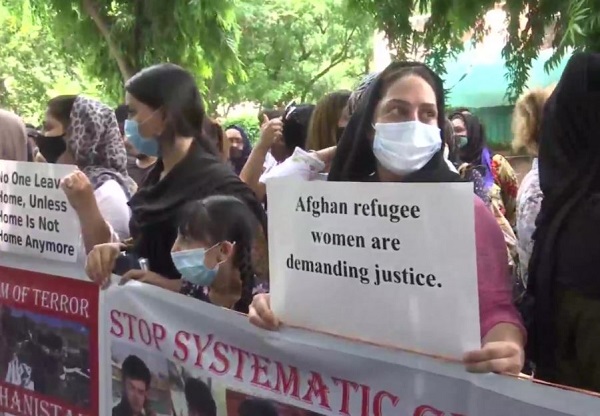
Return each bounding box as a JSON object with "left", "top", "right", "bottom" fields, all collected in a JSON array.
[
  {"left": 382, "top": 75, "right": 437, "bottom": 106},
  {"left": 225, "top": 128, "right": 243, "bottom": 138},
  {"left": 124, "top": 92, "right": 139, "bottom": 107},
  {"left": 452, "top": 118, "right": 466, "bottom": 129}
]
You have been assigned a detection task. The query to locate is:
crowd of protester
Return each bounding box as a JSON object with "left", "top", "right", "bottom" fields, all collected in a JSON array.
[{"left": 1, "top": 51, "right": 600, "bottom": 399}]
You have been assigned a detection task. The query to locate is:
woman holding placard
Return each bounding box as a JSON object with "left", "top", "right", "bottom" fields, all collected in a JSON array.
[
  {"left": 36, "top": 95, "right": 136, "bottom": 256},
  {"left": 249, "top": 62, "right": 526, "bottom": 375},
  {"left": 85, "top": 64, "right": 266, "bottom": 292}
]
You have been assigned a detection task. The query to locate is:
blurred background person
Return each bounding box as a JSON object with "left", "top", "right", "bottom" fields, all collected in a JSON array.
[
  {"left": 225, "top": 125, "right": 252, "bottom": 175},
  {"left": 0, "top": 109, "right": 28, "bottom": 162},
  {"left": 306, "top": 90, "right": 351, "bottom": 151}
]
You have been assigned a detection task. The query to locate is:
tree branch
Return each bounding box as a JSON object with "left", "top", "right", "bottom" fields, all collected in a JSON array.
[
  {"left": 82, "top": 0, "right": 134, "bottom": 80},
  {"left": 133, "top": 0, "right": 145, "bottom": 71},
  {"left": 294, "top": 32, "right": 313, "bottom": 61},
  {"left": 304, "top": 27, "right": 357, "bottom": 90}
]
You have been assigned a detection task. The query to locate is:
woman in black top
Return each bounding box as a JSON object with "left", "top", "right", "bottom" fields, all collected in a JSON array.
[
  {"left": 85, "top": 64, "right": 266, "bottom": 287},
  {"left": 527, "top": 52, "right": 600, "bottom": 391}
]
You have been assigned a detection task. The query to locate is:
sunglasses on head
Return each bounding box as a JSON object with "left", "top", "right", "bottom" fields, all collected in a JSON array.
[{"left": 283, "top": 100, "right": 297, "bottom": 120}]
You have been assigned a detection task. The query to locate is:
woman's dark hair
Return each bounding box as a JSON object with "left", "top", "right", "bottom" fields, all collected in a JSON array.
[
  {"left": 121, "top": 355, "right": 151, "bottom": 388},
  {"left": 238, "top": 398, "right": 279, "bottom": 416},
  {"left": 202, "top": 117, "right": 225, "bottom": 155},
  {"left": 47, "top": 95, "right": 77, "bottom": 129},
  {"left": 282, "top": 104, "right": 315, "bottom": 151},
  {"left": 443, "top": 118, "right": 459, "bottom": 164},
  {"left": 451, "top": 106, "right": 471, "bottom": 115},
  {"left": 125, "top": 64, "right": 217, "bottom": 155},
  {"left": 329, "top": 62, "right": 446, "bottom": 182},
  {"left": 306, "top": 90, "right": 351, "bottom": 151},
  {"left": 114, "top": 104, "right": 129, "bottom": 136},
  {"left": 258, "top": 109, "right": 283, "bottom": 124},
  {"left": 178, "top": 195, "right": 259, "bottom": 313},
  {"left": 184, "top": 378, "right": 216, "bottom": 416}
]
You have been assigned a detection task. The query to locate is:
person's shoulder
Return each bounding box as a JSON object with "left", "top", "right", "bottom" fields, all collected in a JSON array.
[
  {"left": 492, "top": 153, "right": 508, "bottom": 163},
  {"left": 492, "top": 154, "right": 515, "bottom": 173},
  {"left": 474, "top": 193, "right": 489, "bottom": 212},
  {"left": 473, "top": 194, "right": 498, "bottom": 227}
]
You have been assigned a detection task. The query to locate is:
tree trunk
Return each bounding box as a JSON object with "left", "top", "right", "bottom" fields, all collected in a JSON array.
[{"left": 82, "top": 0, "right": 134, "bottom": 81}]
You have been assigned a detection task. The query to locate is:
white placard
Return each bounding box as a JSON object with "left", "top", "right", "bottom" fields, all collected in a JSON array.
[
  {"left": 0, "top": 161, "right": 80, "bottom": 262},
  {"left": 267, "top": 178, "right": 480, "bottom": 358}
]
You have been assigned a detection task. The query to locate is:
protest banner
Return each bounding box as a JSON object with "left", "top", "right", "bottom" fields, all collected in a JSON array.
[
  {"left": 0, "top": 162, "right": 80, "bottom": 263},
  {"left": 266, "top": 179, "right": 479, "bottom": 358},
  {"left": 0, "top": 264, "right": 100, "bottom": 416},
  {"left": 0, "top": 174, "right": 103, "bottom": 416},
  {"left": 105, "top": 282, "right": 599, "bottom": 416}
]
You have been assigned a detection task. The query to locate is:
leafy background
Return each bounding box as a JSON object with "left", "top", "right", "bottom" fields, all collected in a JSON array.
[{"left": 1, "top": 0, "right": 599, "bottom": 124}]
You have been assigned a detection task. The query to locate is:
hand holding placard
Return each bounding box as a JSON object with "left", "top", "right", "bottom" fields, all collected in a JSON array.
[
  {"left": 267, "top": 178, "right": 480, "bottom": 358},
  {"left": 61, "top": 170, "right": 95, "bottom": 211}
]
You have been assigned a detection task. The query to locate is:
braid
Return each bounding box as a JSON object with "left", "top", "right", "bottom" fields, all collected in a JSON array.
[{"left": 234, "top": 244, "right": 255, "bottom": 314}]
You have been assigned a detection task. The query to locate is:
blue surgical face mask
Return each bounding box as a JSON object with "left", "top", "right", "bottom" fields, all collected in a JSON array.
[
  {"left": 171, "top": 244, "right": 223, "bottom": 287},
  {"left": 457, "top": 135, "right": 468, "bottom": 148},
  {"left": 124, "top": 119, "right": 159, "bottom": 157}
]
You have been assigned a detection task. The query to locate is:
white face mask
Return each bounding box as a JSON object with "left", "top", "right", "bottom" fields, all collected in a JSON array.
[{"left": 372, "top": 121, "right": 442, "bottom": 176}]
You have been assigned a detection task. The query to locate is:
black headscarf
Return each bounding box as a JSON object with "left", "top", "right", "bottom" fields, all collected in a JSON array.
[
  {"left": 283, "top": 104, "right": 315, "bottom": 151},
  {"left": 226, "top": 125, "right": 252, "bottom": 175},
  {"left": 128, "top": 139, "right": 267, "bottom": 279},
  {"left": 448, "top": 111, "right": 494, "bottom": 188},
  {"left": 526, "top": 52, "right": 600, "bottom": 379},
  {"left": 329, "top": 61, "right": 461, "bottom": 183}
]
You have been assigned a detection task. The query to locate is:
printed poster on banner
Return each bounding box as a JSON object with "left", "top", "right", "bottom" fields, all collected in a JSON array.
[
  {"left": 266, "top": 178, "right": 480, "bottom": 358},
  {"left": 0, "top": 265, "right": 100, "bottom": 416},
  {"left": 104, "top": 283, "right": 600, "bottom": 416},
  {"left": 0, "top": 161, "right": 79, "bottom": 263}
]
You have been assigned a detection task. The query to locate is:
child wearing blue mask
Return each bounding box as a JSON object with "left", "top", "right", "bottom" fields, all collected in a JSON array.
[
  {"left": 121, "top": 195, "right": 261, "bottom": 312},
  {"left": 173, "top": 195, "right": 262, "bottom": 312}
]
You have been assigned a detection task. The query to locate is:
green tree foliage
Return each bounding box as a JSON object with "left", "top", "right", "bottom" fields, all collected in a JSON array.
[
  {"left": 0, "top": 1, "right": 86, "bottom": 121},
  {"left": 12, "top": 0, "right": 242, "bottom": 102},
  {"left": 206, "top": 0, "right": 374, "bottom": 114},
  {"left": 347, "top": 0, "right": 600, "bottom": 102}
]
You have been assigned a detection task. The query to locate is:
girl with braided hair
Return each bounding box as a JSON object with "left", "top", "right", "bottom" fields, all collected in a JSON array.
[{"left": 167, "top": 195, "right": 262, "bottom": 312}]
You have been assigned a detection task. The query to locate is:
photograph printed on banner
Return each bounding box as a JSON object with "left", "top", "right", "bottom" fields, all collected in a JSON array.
[
  {"left": 225, "top": 390, "right": 325, "bottom": 416},
  {"left": 0, "top": 304, "right": 92, "bottom": 408},
  {"left": 111, "top": 341, "right": 174, "bottom": 416},
  {"left": 167, "top": 361, "right": 228, "bottom": 416},
  {"left": 112, "top": 340, "right": 233, "bottom": 416}
]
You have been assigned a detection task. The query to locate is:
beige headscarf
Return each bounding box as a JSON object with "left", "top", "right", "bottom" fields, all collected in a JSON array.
[{"left": 0, "top": 109, "right": 28, "bottom": 161}]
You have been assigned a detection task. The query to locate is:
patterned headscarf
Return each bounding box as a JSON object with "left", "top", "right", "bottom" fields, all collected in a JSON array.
[
  {"left": 347, "top": 72, "right": 380, "bottom": 116},
  {"left": 67, "top": 96, "right": 137, "bottom": 197},
  {"left": 0, "top": 109, "right": 28, "bottom": 161}
]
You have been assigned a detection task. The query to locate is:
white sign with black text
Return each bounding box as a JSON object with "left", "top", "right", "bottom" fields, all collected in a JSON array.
[
  {"left": 0, "top": 161, "right": 80, "bottom": 262},
  {"left": 267, "top": 178, "right": 479, "bottom": 358}
]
